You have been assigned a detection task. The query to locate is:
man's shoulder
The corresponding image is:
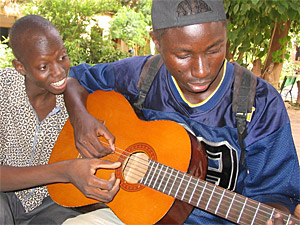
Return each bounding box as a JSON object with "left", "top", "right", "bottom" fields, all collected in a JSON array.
[
  {"left": 112, "top": 55, "right": 151, "bottom": 68},
  {"left": 111, "top": 55, "right": 153, "bottom": 79},
  {"left": 229, "top": 62, "right": 280, "bottom": 98}
]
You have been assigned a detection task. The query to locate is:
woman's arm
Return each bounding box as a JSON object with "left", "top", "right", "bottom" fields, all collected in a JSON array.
[{"left": 0, "top": 158, "right": 121, "bottom": 202}]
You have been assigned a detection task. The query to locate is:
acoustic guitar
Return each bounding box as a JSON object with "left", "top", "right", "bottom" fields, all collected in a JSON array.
[{"left": 47, "top": 90, "right": 299, "bottom": 225}]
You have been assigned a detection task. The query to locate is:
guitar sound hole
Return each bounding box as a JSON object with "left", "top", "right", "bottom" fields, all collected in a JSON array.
[{"left": 122, "top": 152, "right": 149, "bottom": 184}]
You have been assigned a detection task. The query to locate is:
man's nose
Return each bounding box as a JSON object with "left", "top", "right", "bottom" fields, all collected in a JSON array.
[{"left": 192, "top": 56, "right": 210, "bottom": 78}]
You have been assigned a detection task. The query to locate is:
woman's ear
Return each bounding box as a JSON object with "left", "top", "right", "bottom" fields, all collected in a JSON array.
[{"left": 12, "top": 59, "right": 26, "bottom": 76}]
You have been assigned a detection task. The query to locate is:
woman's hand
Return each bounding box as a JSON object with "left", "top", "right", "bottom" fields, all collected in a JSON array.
[{"left": 65, "top": 158, "right": 121, "bottom": 202}]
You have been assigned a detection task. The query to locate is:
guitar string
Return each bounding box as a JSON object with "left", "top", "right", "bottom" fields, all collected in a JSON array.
[
  {"left": 105, "top": 152, "right": 292, "bottom": 224},
  {"left": 98, "top": 141, "right": 296, "bottom": 224},
  {"left": 104, "top": 147, "right": 297, "bottom": 225},
  {"left": 101, "top": 142, "right": 297, "bottom": 225}
]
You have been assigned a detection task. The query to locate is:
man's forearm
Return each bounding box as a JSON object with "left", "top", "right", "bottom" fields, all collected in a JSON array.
[{"left": 64, "top": 77, "right": 89, "bottom": 124}]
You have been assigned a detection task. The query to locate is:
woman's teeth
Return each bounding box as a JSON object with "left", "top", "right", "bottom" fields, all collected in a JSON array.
[{"left": 52, "top": 78, "right": 65, "bottom": 87}]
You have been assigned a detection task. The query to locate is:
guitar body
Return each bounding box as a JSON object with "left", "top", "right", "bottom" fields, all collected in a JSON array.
[{"left": 48, "top": 90, "right": 207, "bottom": 224}]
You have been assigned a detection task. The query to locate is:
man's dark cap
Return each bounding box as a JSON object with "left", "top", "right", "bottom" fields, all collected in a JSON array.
[{"left": 152, "top": 0, "right": 226, "bottom": 30}]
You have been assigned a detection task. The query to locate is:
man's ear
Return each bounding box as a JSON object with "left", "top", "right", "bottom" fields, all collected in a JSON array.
[
  {"left": 12, "top": 59, "right": 26, "bottom": 75},
  {"left": 150, "top": 31, "right": 161, "bottom": 53}
]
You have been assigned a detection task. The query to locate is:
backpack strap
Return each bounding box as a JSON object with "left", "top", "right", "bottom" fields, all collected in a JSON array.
[
  {"left": 133, "top": 54, "right": 163, "bottom": 114},
  {"left": 232, "top": 62, "right": 257, "bottom": 165},
  {"left": 133, "top": 58, "right": 257, "bottom": 166}
]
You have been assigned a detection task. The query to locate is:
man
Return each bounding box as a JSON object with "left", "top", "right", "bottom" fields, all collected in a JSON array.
[
  {"left": 0, "top": 15, "right": 120, "bottom": 224},
  {"left": 64, "top": 0, "right": 300, "bottom": 224}
]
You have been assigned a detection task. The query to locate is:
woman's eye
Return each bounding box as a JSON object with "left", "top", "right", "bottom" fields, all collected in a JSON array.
[
  {"left": 40, "top": 65, "right": 47, "bottom": 71},
  {"left": 59, "top": 54, "right": 68, "bottom": 61}
]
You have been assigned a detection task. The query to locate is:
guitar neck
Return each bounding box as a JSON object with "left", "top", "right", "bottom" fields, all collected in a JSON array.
[{"left": 139, "top": 160, "right": 299, "bottom": 225}]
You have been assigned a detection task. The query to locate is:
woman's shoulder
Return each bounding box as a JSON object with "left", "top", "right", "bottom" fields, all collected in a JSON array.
[{"left": 0, "top": 67, "right": 23, "bottom": 88}]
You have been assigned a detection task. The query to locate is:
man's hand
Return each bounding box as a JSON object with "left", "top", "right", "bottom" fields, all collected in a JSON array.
[
  {"left": 265, "top": 204, "right": 300, "bottom": 225},
  {"left": 64, "top": 77, "right": 115, "bottom": 158},
  {"left": 295, "top": 204, "right": 300, "bottom": 218},
  {"left": 73, "top": 111, "right": 115, "bottom": 158},
  {"left": 65, "top": 158, "right": 121, "bottom": 202}
]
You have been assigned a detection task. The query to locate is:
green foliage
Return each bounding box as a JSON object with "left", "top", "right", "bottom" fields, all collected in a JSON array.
[
  {"left": 281, "top": 59, "right": 300, "bottom": 78},
  {"left": 0, "top": 37, "right": 14, "bottom": 68},
  {"left": 109, "top": 6, "right": 150, "bottom": 49},
  {"left": 96, "top": 0, "right": 122, "bottom": 13},
  {"left": 224, "top": 0, "right": 300, "bottom": 66},
  {"left": 129, "top": 0, "right": 152, "bottom": 25},
  {"left": 282, "top": 31, "right": 300, "bottom": 79},
  {"left": 272, "top": 36, "right": 291, "bottom": 63},
  {"left": 98, "top": 47, "right": 131, "bottom": 63},
  {"left": 22, "top": 0, "right": 128, "bottom": 65},
  {"left": 24, "top": 0, "right": 94, "bottom": 40}
]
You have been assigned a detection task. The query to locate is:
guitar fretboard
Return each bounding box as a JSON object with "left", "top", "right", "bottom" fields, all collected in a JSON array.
[{"left": 139, "top": 160, "right": 299, "bottom": 225}]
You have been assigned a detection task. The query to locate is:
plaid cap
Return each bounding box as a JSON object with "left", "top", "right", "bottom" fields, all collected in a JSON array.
[{"left": 151, "top": 0, "right": 226, "bottom": 30}]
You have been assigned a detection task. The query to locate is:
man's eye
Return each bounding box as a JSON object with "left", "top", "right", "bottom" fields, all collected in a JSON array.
[
  {"left": 208, "top": 49, "right": 220, "bottom": 54},
  {"left": 176, "top": 54, "right": 189, "bottom": 59}
]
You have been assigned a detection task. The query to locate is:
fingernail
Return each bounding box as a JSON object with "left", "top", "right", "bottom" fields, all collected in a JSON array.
[
  {"left": 274, "top": 213, "right": 281, "bottom": 219},
  {"left": 266, "top": 220, "right": 272, "bottom": 225}
]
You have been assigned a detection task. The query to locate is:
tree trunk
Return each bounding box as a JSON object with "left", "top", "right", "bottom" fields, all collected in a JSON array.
[
  {"left": 237, "top": 52, "right": 244, "bottom": 61},
  {"left": 226, "top": 40, "right": 234, "bottom": 61},
  {"left": 252, "top": 59, "right": 262, "bottom": 77},
  {"left": 262, "top": 20, "right": 291, "bottom": 89},
  {"left": 296, "top": 81, "right": 300, "bottom": 106},
  {"left": 262, "top": 62, "right": 285, "bottom": 88},
  {"left": 272, "top": 63, "right": 284, "bottom": 88}
]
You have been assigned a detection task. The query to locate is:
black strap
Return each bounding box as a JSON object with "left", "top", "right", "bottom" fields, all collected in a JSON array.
[
  {"left": 133, "top": 54, "right": 163, "bottom": 114},
  {"left": 232, "top": 62, "right": 257, "bottom": 165}
]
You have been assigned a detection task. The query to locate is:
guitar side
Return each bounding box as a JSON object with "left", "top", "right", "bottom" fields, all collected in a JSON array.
[
  {"left": 47, "top": 90, "right": 207, "bottom": 224},
  {"left": 47, "top": 90, "right": 300, "bottom": 225}
]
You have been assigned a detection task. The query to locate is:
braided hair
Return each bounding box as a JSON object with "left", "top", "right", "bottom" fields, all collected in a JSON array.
[
  {"left": 177, "top": 0, "right": 212, "bottom": 16},
  {"left": 153, "top": 0, "right": 226, "bottom": 41}
]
